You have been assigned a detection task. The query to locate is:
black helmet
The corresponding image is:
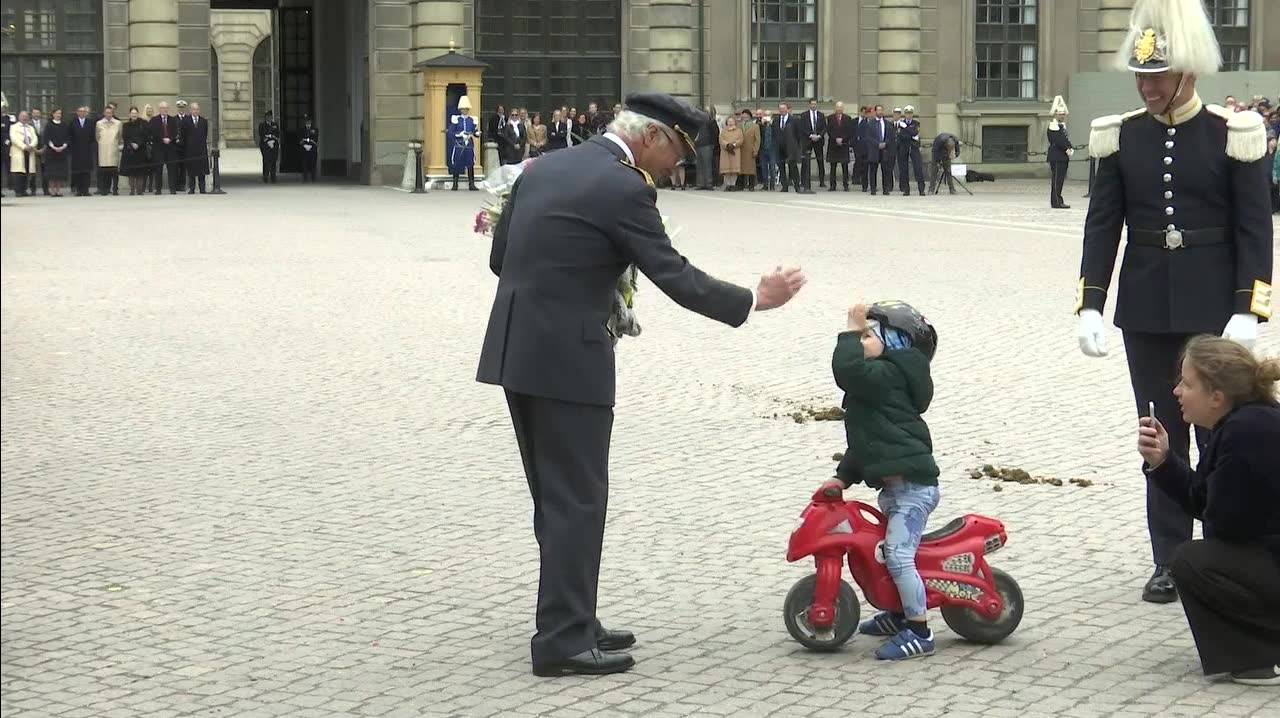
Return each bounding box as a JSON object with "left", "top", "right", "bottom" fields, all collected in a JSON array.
[{"left": 866, "top": 300, "right": 937, "bottom": 361}]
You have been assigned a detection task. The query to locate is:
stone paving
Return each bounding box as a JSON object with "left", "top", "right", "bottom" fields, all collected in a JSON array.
[{"left": 2, "top": 178, "right": 1277, "bottom": 718}]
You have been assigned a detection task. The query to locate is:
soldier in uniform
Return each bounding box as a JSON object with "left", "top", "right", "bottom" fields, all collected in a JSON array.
[
  {"left": 1047, "top": 95, "right": 1074, "bottom": 208},
  {"left": 477, "top": 92, "right": 806, "bottom": 677},
  {"left": 300, "top": 115, "right": 319, "bottom": 183},
  {"left": 258, "top": 110, "right": 280, "bottom": 184},
  {"left": 1075, "top": 0, "right": 1272, "bottom": 604},
  {"left": 896, "top": 105, "right": 926, "bottom": 196},
  {"left": 1, "top": 94, "right": 12, "bottom": 198},
  {"left": 447, "top": 95, "right": 480, "bottom": 191}
]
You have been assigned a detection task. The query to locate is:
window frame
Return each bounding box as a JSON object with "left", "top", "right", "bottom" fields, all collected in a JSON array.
[
  {"left": 750, "top": 0, "right": 818, "bottom": 103},
  {"left": 1206, "top": 0, "right": 1250, "bottom": 70},
  {"left": 981, "top": 125, "right": 1030, "bottom": 163},
  {"left": 974, "top": 0, "right": 1039, "bottom": 101},
  {"left": 0, "top": 0, "right": 104, "bottom": 112}
]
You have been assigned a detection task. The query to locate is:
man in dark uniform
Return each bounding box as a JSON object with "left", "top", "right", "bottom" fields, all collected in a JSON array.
[
  {"left": 300, "top": 115, "right": 319, "bottom": 182},
  {"left": 1, "top": 95, "right": 12, "bottom": 198},
  {"left": 258, "top": 110, "right": 280, "bottom": 183},
  {"left": 1075, "top": 0, "right": 1272, "bottom": 604},
  {"left": 173, "top": 100, "right": 189, "bottom": 191},
  {"left": 896, "top": 105, "right": 926, "bottom": 196},
  {"left": 477, "top": 92, "right": 806, "bottom": 677},
  {"left": 1046, "top": 95, "right": 1073, "bottom": 208}
]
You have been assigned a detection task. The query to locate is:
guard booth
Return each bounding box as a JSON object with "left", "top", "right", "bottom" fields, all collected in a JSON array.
[{"left": 415, "top": 45, "right": 488, "bottom": 183}]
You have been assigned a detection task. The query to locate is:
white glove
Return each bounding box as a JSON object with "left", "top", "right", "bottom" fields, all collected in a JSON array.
[
  {"left": 1066, "top": 148, "right": 1075, "bottom": 157},
  {"left": 1077, "top": 309, "right": 1108, "bottom": 357},
  {"left": 1222, "top": 313, "right": 1259, "bottom": 349}
]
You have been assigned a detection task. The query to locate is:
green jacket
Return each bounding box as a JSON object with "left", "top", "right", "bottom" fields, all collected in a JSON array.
[{"left": 832, "top": 331, "right": 939, "bottom": 488}]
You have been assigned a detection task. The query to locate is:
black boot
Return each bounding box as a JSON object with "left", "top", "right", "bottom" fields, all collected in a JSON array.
[
  {"left": 467, "top": 165, "right": 477, "bottom": 191},
  {"left": 451, "top": 173, "right": 459, "bottom": 191},
  {"left": 1142, "top": 566, "right": 1178, "bottom": 603}
]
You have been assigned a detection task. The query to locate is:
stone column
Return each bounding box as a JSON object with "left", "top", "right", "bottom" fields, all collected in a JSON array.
[
  {"left": 129, "top": 0, "right": 179, "bottom": 110},
  {"left": 876, "top": 0, "right": 922, "bottom": 113},
  {"left": 210, "top": 10, "right": 272, "bottom": 147},
  {"left": 1097, "top": 0, "right": 1135, "bottom": 71},
  {"left": 646, "top": 0, "right": 696, "bottom": 101},
  {"left": 412, "top": 0, "right": 466, "bottom": 64}
]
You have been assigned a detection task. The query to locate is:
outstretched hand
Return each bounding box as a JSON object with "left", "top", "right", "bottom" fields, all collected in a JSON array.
[
  {"left": 1137, "top": 416, "right": 1170, "bottom": 469},
  {"left": 755, "top": 266, "right": 806, "bottom": 311},
  {"left": 847, "top": 303, "right": 868, "bottom": 331}
]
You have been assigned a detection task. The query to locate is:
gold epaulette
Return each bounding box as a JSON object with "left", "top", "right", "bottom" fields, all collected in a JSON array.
[
  {"left": 1205, "top": 105, "right": 1267, "bottom": 162},
  {"left": 1088, "top": 108, "right": 1146, "bottom": 159},
  {"left": 620, "top": 158, "right": 654, "bottom": 187}
]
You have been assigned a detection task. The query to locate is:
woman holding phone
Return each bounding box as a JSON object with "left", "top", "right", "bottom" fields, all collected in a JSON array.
[{"left": 1137, "top": 336, "right": 1280, "bottom": 685}]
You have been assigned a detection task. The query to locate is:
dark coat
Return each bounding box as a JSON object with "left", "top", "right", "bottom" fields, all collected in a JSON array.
[
  {"left": 860, "top": 116, "right": 891, "bottom": 163},
  {"left": 825, "top": 113, "right": 854, "bottom": 161},
  {"left": 179, "top": 115, "right": 210, "bottom": 175},
  {"left": 896, "top": 118, "right": 923, "bottom": 157},
  {"left": 121, "top": 118, "right": 150, "bottom": 173},
  {"left": 258, "top": 120, "right": 280, "bottom": 154},
  {"left": 477, "top": 136, "right": 754, "bottom": 407},
  {"left": 70, "top": 115, "right": 96, "bottom": 171},
  {"left": 1079, "top": 107, "right": 1273, "bottom": 334},
  {"left": 503, "top": 122, "right": 527, "bottom": 162},
  {"left": 932, "top": 133, "right": 961, "bottom": 163},
  {"left": 1047, "top": 121, "right": 1072, "bottom": 163},
  {"left": 1148, "top": 400, "right": 1280, "bottom": 563},
  {"left": 773, "top": 113, "right": 803, "bottom": 160},
  {"left": 547, "top": 118, "right": 570, "bottom": 150},
  {"left": 149, "top": 114, "right": 178, "bottom": 162},
  {"left": 799, "top": 108, "right": 825, "bottom": 153},
  {"left": 40, "top": 120, "right": 72, "bottom": 177}
]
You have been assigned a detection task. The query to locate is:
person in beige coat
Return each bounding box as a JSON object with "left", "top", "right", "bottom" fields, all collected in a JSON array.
[
  {"left": 736, "top": 109, "right": 761, "bottom": 191},
  {"left": 718, "top": 116, "right": 745, "bottom": 192},
  {"left": 95, "top": 106, "right": 122, "bottom": 195},
  {"left": 9, "top": 111, "right": 38, "bottom": 196}
]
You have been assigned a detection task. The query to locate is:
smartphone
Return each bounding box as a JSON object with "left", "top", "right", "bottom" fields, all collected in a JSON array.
[{"left": 1147, "top": 401, "right": 1155, "bottom": 420}]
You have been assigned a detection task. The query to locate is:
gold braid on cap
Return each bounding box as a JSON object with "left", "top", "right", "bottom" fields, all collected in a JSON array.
[{"left": 672, "top": 124, "right": 695, "bottom": 152}]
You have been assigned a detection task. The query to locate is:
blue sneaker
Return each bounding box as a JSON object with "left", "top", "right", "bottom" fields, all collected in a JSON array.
[
  {"left": 858, "top": 611, "right": 906, "bottom": 637},
  {"left": 874, "top": 627, "right": 935, "bottom": 660}
]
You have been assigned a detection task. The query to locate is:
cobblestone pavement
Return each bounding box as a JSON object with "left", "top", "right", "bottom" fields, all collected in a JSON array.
[{"left": 2, "top": 180, "right": 1277, "bottom": 718}]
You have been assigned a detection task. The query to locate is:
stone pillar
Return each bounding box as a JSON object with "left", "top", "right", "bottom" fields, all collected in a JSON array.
[
  {"left": 1097, "top": 0, "right": 1135, "bottom": 71},
  {"left": 210, "top": 10, "right": 272, "bottom": 147},
  {"left": 129, "top": 0, "right": 179, "bottom": 111},
  {"left": 877, "top": 0, "right": 922, "bottom": 113},
  {"left": 647, "top": 0, "right": 696, "bottom": 101},
  {"left": 412, "top": 0, "right": 466, "bottom": 64}
]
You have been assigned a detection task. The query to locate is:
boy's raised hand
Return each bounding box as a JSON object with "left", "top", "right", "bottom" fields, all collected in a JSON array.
[{"left": 847, "top": 303, "right": 868, "bottom": 331}]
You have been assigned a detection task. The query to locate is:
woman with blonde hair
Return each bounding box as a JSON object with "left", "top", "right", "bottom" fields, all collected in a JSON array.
[{"left": 1137, "top": 336, "right": 1280, "bottom": 686}]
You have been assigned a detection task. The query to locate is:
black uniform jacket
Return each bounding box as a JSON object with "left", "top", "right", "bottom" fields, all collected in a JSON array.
[
  {"left": 1078, "top": 98, "right": 1273, "bottom": 334},
  {"left": 477, "top": 136, "right": 754, "bottom": 407},
  {"left": 1047, "top": 121, "right": 1071, "bottom": 163}
]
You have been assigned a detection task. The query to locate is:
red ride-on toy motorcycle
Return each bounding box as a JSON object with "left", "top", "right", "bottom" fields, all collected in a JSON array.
[{"left": 783, "top": 483, "right": 1024, "bottom": 651}]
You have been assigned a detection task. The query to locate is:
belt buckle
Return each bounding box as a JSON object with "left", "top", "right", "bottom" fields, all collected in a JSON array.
[{"left": 1164, "top": 228, "right": 1184, "bottom": 250}]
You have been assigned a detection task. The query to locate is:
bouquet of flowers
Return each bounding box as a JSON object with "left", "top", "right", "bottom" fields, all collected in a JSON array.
[{"left": 471, "top": 158, "right": 681, "bottom": 344}]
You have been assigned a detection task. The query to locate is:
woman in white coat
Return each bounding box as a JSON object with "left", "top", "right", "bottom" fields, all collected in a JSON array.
[{"left": 9, "top": 111, "right": 38, "bottom": 196}]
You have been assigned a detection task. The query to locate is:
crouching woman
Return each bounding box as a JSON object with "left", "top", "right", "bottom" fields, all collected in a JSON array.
[{"left": 1137, "top": 335, "right": 1280, "bottom": 686}]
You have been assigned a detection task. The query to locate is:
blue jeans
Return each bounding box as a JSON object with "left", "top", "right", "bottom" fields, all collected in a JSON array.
[{"left": 877, "top": 478, "right": 941, "bottom": 618}]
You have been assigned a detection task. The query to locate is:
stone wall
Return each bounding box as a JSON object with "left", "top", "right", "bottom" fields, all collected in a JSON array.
[{"left": 210, "top": 10, "right": 272, "bottom": 148}]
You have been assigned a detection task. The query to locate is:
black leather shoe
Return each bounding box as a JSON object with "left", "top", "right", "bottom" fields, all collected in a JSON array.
[
  {"left": 532, "top": 649, "right": 634, "bottom": 677},
  {"left": 596, "top": 628, "right": 635, "bottom": 652},
  {"left": 1142, "top": 566, "right": 1178, "bottom": 603}
]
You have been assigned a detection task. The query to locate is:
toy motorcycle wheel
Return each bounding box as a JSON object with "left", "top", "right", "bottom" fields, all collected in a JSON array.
[
  {"left": 782, "top": 574, "right": 860, "bottom": 651},
  {"left": 940, "top": 567, "right": 1024, "bottom": 644}
]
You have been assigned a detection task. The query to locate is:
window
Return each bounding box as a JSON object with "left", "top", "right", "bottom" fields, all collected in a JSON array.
[
  {"left": 975, "top": 0, "right": 1037, "bottom": 100},
  {"left": 1207, "top": 0, "right": 1249, "bottom": 70},
  {"left": 476, "top": 0, "right": 621, "bottom": 116},
  {"left": 981, "top": 125, "right": 1028, "bottom": 163},
  {"left": 0, "top": 0, "right": 103, "bottom": 112},
  {"left": 751, "top": 0, "right": 818, "bottom": 101}
]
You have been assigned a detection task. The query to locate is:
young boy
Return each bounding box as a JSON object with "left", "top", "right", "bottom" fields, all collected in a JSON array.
[{"left": 820, "top": 300, "right": 941, "bottom": 660}]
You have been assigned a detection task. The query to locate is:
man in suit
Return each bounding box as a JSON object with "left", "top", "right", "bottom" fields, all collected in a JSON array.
[
  {"left": 799, "top": 98, "right": 826, "bottom": 189},
  {"left": 68, "top": 106, "right": 96, "bottom": 197},
  {"left": 883, "top": 106, "right": 900, "bottom": 192},
  {"left": 149, "top": 101, "right": 177, "bottom": 194},
  {"left": 862, "top": 106, "right": 890, "bottom": 195},
  {"left": 477, "top": 92, "right": 806, "bottom": 677},
  {"left": 180, "top": 102, "right": 209, "bottom": 194},
  {"left": 774, "top": 102, "right": 807, "bottom": 193},
  {"left": 853, "top": 106, "right": 872, "bottom": 191},
  {"left": 825, "top": 101, "right": 853, "bottom": 191},
  {"left": 1075, "top": 0, "right": 1272, "bottom": 604},
  {"left": 1046, "top": 95, "right": 1073, "bottom": 208}
]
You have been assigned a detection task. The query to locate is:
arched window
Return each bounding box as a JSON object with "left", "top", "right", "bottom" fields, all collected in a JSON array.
[{"left": 253, "top": 35, "right": 274, "bottom": 120}]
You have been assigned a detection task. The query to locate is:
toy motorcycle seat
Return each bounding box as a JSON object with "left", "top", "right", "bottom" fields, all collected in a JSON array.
[{"left": 921, "top": 516, "right": 966, "bottom": 542}]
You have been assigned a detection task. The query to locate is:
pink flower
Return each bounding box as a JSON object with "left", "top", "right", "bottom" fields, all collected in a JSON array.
[{"left": 473, "top": 210, "right": 490, "bottom": 235}]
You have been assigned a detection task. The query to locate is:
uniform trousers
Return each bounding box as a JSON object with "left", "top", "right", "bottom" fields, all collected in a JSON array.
[
  {"left": 1170, "top": 539, "right": 1280, "bottom": 675},
  {"left": 1122, "top": 331, "right": 1206, "bottom": 567},
  {"left": 1049, "top": 160, "right": 1069, "bottom": 206},
  {"left": 898, "top": 148, "right": 925, "bottom": 194},
  {"left": 505, "top": 390, "right": 613, "bottom": 665}
]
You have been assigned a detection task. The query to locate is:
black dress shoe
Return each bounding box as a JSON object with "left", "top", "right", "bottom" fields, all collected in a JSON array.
[
  {"left": 532, "top": 648, "right": 634, "bottom": 678},
  {"left": 1142, "top": 566, "right": 1178, "bottom": 603},
  {"left": 597, "top": 628, "right": 635, "bottom": 652},
  {"left": 1059, "top": 203, "right": 1071, "bottom": 209}
]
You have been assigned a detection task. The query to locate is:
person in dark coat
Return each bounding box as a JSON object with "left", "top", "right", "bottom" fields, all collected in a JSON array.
[
  {"left": 501, "top": 109, "right": 526, "bottom": 165},
  {"left": 180, "top": 102, "right": 210, "bottom": 194},
  {"left": 1046, "top": 95, "right": 1074, "bottom": 208},
  {"left": 68, "top": 106, "right": 96, "bottom": 197},
  {"left": 1, "top": 97, "right": 12, "bottom": 197},
  {"left": 149, "top": 101, "right": 178, "bottom": 194},
  {"left": 825, "top": 101, "right": 854, "bottom": 191},
  {"left": 798, "top": 99, "right": 825, "bottom": 189},
  {"left": 299, "top": 115, "right": 319, "bottom": 182},
  {"left": 694, "top": 109, "right": 718, "bottom": 190},
  {"left": 896, "top": 105, "right": 926, "bottom": 196},
  {"left": 1076, "top": 0, "right": 1273, "bottom": 604},
  {"left": 861, "top": 107, "right": 891, "bottom": 195},
  {"left": 477, "top": 92, "right": 806, "bottom": 678},
  {"left": 1137, "top": 336, "right": 1280, "bottom": 686},
  {"left": 853, "top": 106, "right": 872, "bottom": 191},
  {"left": 930, "top": 133, "right": 961, "bottom": 195},
  {"left": 40, "top": 108, "right": 71, "bottom": 196},
  {"left": 774, "top": 102, "right": 806, "bottom": 193},
  {"left": 120, "top": 107, "right": 151, "bottom": 195},
  {"left": 258, "top": 110, "right": 280, "bottom": 183}
]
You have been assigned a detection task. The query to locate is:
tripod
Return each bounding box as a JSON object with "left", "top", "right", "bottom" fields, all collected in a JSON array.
[{"left": 930, "top": 159, "right": 974, "bottom": 196}]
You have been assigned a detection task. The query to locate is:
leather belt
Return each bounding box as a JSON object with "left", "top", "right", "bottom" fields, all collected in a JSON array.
[{"left": 1127, "top": 227, "right": 1230, "bottom": 250}]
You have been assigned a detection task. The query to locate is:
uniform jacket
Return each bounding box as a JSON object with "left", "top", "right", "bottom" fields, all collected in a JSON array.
[
  {"left": 477, "top": 136, "right": 754, "bottom": 406},
  {"left": 825, "top": 113, "right": 854, "bottom": 162},
  {"left": 258, "top": 120, "right": 280, "bottom": 154},
  {"left": 1078, "top": 96, "right": 1273, "bottom": 334},
  {"left": 831, "top": 334, "right": 939, "bottom": 489},
  {"left": 1, "top": 113, "right": 12, "bottom": 160},
  {"left": 95, "top": 117, "right": 122, "bottom": 167},
  {"left": 1047, "top": 120, "right": 1072, "bottom": 163},
  {"left": 1147, "top": 400, "right": 1280, "bottom": 564},
  {"left": 896, "top": 119, "right": 922, "bottom": 156}
]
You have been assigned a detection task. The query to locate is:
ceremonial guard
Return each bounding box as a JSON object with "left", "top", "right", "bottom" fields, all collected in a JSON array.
[
  {"left": 1075, "top": 0, "right": 1273, "bottom": 604},
  {"left": 447, "top": 95, "right": 480, "bottom": 191},
  {"left": 896, "top": 105, "right": 925, "bottom": 196},
  {"left": 300, "top": 116, "right": 319, "bottom": 183},
  {"left": 477, "top": 92, "right": 804, "bottom": 677},
  {"left": 1, "top": 94, "right": 12, "bottom": 197},
  {"left": 258, "top": 110, "right": 280, "bottom": 183},
  {"left": 1047, "top": 95, "right": 1074, "bottom": 208}
]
